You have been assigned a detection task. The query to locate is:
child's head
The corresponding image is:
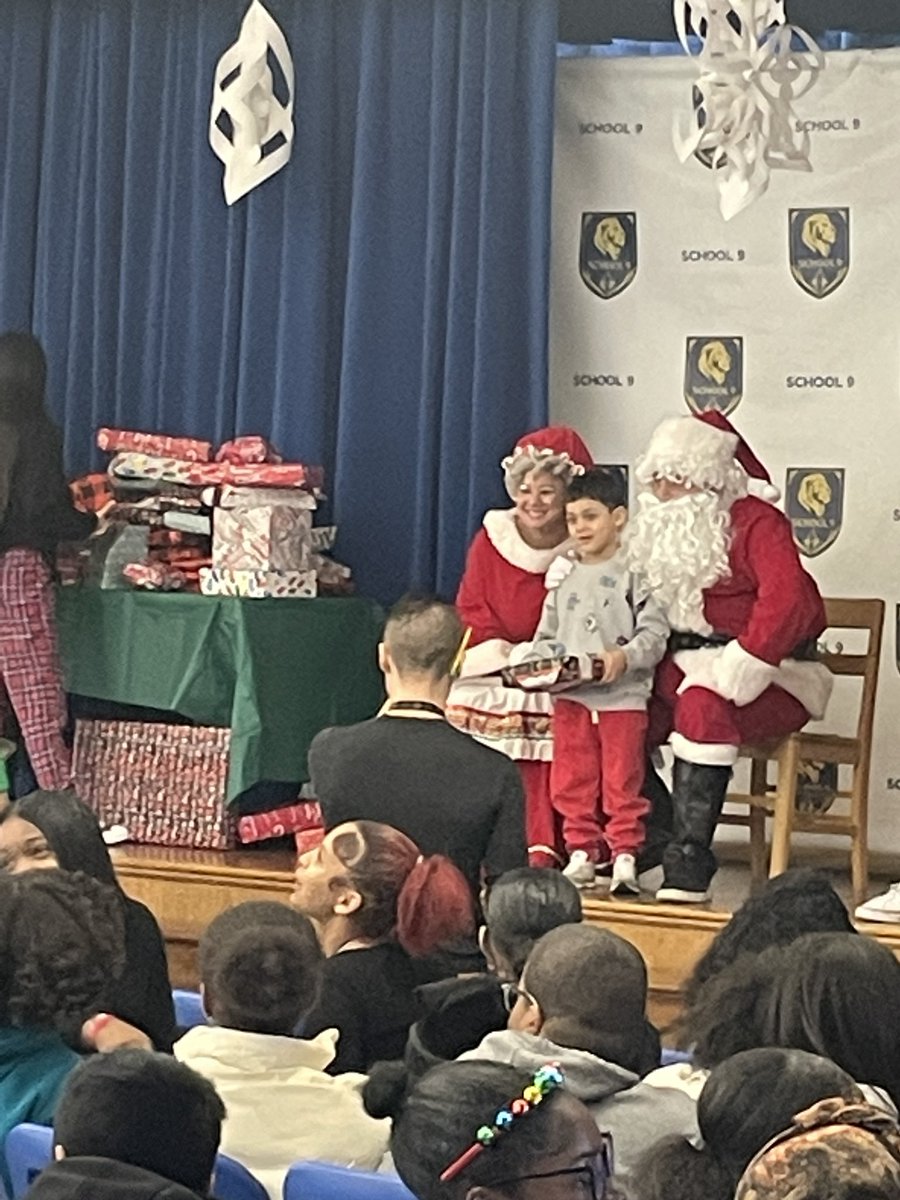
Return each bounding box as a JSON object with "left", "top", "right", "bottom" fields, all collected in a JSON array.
[
  {"left": 54, "top": 1049, "right": 225, "bottom": 1195},
  {"left": 198, "top": 901, "right": 322, "bottom": 1035},
  {"left": 481, "top": 868, "right": 582, "bottom": 983},
  {"left": 565, "top": 467, "right": 628, "bottom": 560},
  {"left": 0, "top": 868, "right": 125, "bottom": 1032}
]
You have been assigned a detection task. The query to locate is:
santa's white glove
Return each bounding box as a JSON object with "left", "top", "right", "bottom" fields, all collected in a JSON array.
[{"left": 544, "top": 554, "right": 576, "bottom": 590}]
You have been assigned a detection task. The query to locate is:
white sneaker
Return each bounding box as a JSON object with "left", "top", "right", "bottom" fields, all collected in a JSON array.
[
  {"left": 611, "top": 854, "right": 640, "bottom": 896},
  {"left": 655, "top": 884, "right": 711, "bottom": 904},
  {"left": 563, "top": 850, "right": 596, "bottom": 889},
  {"left": 855, "top": 883, "right": 900, "bottom": 924}
]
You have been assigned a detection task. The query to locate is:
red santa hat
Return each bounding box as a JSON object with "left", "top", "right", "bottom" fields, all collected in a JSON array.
[
  {"left": 694, "top": 411, "right": 780, "bottom": 502},
  {"left": 636, "top": 413, "right": 780, "bottom": 502},
  {"left": 501, "top": 426, "right": 593, "bottom": 498}
]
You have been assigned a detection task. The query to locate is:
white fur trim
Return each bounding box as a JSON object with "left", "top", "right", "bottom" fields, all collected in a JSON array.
[
  {"left": 776, "top": 661, "right": 833, "bottom": 721},
  {"left": 674, "top": 645, "right": 833, "bottom": 720},
  {"left": 671, "top": 732, "right": 739, "bottom": 766},
  {"left": 482, "top": 509, "right": 573, "bottom": 574},
  {"left": 459, "top": 638, "right": 513, "bottom": 678},
  {"left": 636, "top": 417, "right": 740, "bottom": 493},
  {"left": 747, "top": 477, "right": 781, "bottom": 503},
  {"left": 715, "top": 640, "right": 778, "bottom": 707},
  {"left": 501, "top": 445, "right": 585, "bottom": 498}
]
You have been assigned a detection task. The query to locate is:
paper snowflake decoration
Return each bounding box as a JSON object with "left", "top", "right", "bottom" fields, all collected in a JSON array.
[
  {"left": 210, "top": 0, "right": 295, "bottom": 205},
  {"left": 674, "top": 1, "right": 824, "bottom": 219}
]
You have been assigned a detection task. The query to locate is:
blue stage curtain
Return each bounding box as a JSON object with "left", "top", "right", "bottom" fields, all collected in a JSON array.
[{"left": 0, "top": 0, "right": 557, "bottom": 602}]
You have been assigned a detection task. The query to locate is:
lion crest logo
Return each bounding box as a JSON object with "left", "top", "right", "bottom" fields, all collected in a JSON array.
[
  {"left": 789, "top": 208, "right": 850, "bottom": 298},
  {"left": 785, "top": 468, "right": 845, "bottom": 556},
  {"left": 580, "top": 212, "right": 638, "bottom": 298},
  {"left": 684, "top": 337, "right": 743, "bottom": 416}
]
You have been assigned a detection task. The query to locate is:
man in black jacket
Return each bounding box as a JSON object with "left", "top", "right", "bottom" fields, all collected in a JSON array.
[{"left": 310, "top": 594, "right": 527, "bottom": 899}]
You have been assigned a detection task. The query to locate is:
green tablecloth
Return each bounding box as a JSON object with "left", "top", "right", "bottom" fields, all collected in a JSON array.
[{"left": 56, "top": 588, "right": 385, "bottom": 802}]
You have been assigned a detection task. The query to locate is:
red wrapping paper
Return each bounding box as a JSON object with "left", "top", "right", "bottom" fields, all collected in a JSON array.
[
  {"left": 216, "top": 436, "right": 283, "bottom": 465},
  {"left": 110, "top": 452, "right": 324, "bottom": 492},
  {"left": 237, "top": 800, "right": 323, "bottom": 844},
  {"left": 98, "top": 428, "right": 213, "bottom": 462},
  {"left": 73, "top": 720, "right": 235, "bottom": 848}
]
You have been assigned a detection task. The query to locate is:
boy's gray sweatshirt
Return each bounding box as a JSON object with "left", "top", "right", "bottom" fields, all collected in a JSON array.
[{"left": 514, "top": 554, "right": 668, "bottom": 711}]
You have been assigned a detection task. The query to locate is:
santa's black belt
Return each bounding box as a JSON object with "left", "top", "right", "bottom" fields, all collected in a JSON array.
[{"left": 668, "top": 632, "right": 819, "bottom": 661}]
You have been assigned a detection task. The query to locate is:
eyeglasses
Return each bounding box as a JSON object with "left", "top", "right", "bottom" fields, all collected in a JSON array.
[
  {"left": 500, "top": 982, "right": 537, "bottom": 1013},
  {"left": 489, "top": 1140, "right": 614, "bottom": 1199}
]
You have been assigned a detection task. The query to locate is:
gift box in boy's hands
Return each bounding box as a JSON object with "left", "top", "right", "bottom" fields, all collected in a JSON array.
[
  {"left": 501, "top": 655, "right": 604, "bottom": 693},
  {"left": 212, "top": 505, "right": 312, "bottom": 571},
  {"left": 73, "top": 719, "right": 236, "bottom": 849}
]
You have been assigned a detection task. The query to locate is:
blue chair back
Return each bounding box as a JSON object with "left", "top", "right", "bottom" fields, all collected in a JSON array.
[
  {"left": 5, "top": 1123, "right": 52, "bottom": 1199},
  {"left": 660, "top": 1047, "right": 693, "bottom": 1066},
  {"left": 4, "top": 1125, "right": 266, "bottom": 1200},
  {"left": 284, "top": 1162, "right": 415, "bottom": 1200},
  {"left": 213, "top": 1154, "right": 268, "bottom": 1200},
  {"left": 172, "top": 988, "right": 206, "bottom": 1029}
]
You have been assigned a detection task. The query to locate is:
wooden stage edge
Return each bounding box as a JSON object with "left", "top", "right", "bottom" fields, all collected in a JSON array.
[{"left": 112, "top": 844, "right": 900, "bottom": 1034}]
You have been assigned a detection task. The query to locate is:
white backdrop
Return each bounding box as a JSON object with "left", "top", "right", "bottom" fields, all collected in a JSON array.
[{"left": 550, "top": 48, "right": 900, "bottom": 856}]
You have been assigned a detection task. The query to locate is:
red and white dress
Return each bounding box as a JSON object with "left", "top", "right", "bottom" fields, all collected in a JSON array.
[{"left": 447, "top": 509, "right": 572, "bottom": 861}]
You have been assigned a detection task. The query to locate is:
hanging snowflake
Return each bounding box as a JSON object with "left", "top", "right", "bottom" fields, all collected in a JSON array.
[
  {"left": 674, "top": 1, "right": 824, "bottom": 219},
  {"left": 209, "top": 0, "right": 295, "bottom": 206}
]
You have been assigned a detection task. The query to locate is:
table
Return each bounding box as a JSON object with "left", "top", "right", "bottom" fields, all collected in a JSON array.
[{"left": 56, "top": 588, "right": 385, "bottom": 802}]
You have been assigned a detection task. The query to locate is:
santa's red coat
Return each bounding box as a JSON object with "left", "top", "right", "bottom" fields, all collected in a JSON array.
[{"left": 696, "top": 495, "right": 825, "bottom": 659}]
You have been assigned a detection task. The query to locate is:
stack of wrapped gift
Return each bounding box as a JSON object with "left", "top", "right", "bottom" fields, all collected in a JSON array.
[{"left": 72, "top": 428, "right": 353, "bottom": 596}]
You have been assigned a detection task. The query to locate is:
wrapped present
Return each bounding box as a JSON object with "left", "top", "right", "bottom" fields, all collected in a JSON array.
[
  {"left": 70, "top": 473, "right": 115, "bottom": 515},
  {"left": 212, "top": 505, "right": 312, "bottom": 571},
  {"left": 123, "top": 561, "right": 189, "bottom": 591},
  {"left": 109, "top": 452, "right": 323, "bottom": 492},
  {"left": 200, "top": 567, "right": 317, "bottom": 598},
  {"left": 86, "top": 525, "right": 150, "bottom": 589},
  {"left": 98, "top": 428, "right": 212, "bottom": 462},
  {"left": 215, "top": 435, "right": 283, "bottom": 465},
  {"left": 216, "top": 486, "right": 317, "bottom": 511},
  {"left": 73, "top": 719, "right": 236, "bottom": 849},
  {"left": 310, "top": 525, "right": 337, "bottom": 552},
  {"left": 237, "top": 800, "right": 323, "bottom": 844},
  {"left": 295, "top": 827, "right": 326, "bottom": 855}
]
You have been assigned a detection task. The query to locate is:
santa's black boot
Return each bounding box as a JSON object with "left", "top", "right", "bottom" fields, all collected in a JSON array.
[
  {"left": 656, "top": 759, "right": 731, "bottom": 904},
  {"left": 636, "top": 759, "right": 674, "bottom": 875}
]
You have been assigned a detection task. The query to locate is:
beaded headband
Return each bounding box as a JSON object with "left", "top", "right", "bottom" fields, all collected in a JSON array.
[{"left": 438, "top": 1063, "right": 565, "bottom": 1183}]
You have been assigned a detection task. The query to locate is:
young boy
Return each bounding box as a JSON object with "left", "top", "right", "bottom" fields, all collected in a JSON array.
[{"left": 516, "top": 467, "right": 668, "bottom": 894}]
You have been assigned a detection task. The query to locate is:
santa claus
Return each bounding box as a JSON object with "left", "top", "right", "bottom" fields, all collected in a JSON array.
[{"left": 626, "top": 413, "right": 833, "bottom": 903}]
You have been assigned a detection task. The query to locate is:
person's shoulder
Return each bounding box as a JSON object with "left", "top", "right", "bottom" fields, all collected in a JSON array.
[
  {"left": 123, "top": 896, "right": 165, "bottom": 941},
  {"left": 731, "top": 493, "right": 788, "bottom": 532},
  {"left": 311, "top": 718, "right": 381, "bottom": 754},
  {"left": 437, "top": 721, "right": 520, "bottom": 770}
]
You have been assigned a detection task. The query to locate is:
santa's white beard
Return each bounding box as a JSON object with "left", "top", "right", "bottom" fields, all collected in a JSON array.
[{"left": 624, "top": 492, "right": 732, "bottom": 634}]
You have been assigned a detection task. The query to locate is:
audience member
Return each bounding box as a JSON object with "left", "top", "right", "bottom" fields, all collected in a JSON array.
[
  {"left": 480, "top": 867, "right": 582, "bottom": 982},
  {"left": 681, "top": 868, "right": 854, "bottom": 1013},
  {"left": 0, "top": 791, "right": 176, "bottom": 1050},
  {"left": 175, "top": 902, "right": 389, "bottom": 1199},
  {"left": 646, "top": 869, "right": 855, "bottom": 1098},
  {"left": 24, "top": 1049, "right": 225, "bottom": 1200},
  {"left": 0, "top": 870, "right": 127, "bottom": 1192},
  {"left": 364, "top": 1059, "right": 611, "bottom": 1200},
  {"left": 659, "top": 931, "right": 900, "bottom": 1111},
  {"left": 735, "top": 1097, "right": 900, "bottom": 1200},
  {"left": 310, "top": 595, "right": 527, "bottom": 899},
  {"left": 292, "top": 820, "right": 474, "bottom": 1073},
  {"left": 632, "top": 1048, "right": 862, "bottom": 1200},
  {"left": 458, "top": 924, "right": 698, "bottom": 1189}
]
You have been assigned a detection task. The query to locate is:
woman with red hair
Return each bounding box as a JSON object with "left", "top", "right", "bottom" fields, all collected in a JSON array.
[{"left": 291, "top": 820, "right": 473, "bottom": 1075}]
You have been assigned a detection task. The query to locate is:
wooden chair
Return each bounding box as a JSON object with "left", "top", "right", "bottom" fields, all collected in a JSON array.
[{"left": 720, "top": 597, "right": 884, "bottom": 907}]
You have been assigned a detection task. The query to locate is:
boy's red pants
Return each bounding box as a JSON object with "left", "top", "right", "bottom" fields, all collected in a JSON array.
[{"left": 550, "top": 699, "right": 649, "bottom": 858}]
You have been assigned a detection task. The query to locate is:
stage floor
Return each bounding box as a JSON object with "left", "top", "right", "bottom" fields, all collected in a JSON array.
[{"left": 112, "top": 844, "right": 900, "bottom": 1034}]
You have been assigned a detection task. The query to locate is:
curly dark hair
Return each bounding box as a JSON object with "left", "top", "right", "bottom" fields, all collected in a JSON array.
[
  {"left": 679, "top": 869, "right": 853, "bottom": 1020},
  {"left": 0, "top": 869, "right": 126, "bottom": 1031}
]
